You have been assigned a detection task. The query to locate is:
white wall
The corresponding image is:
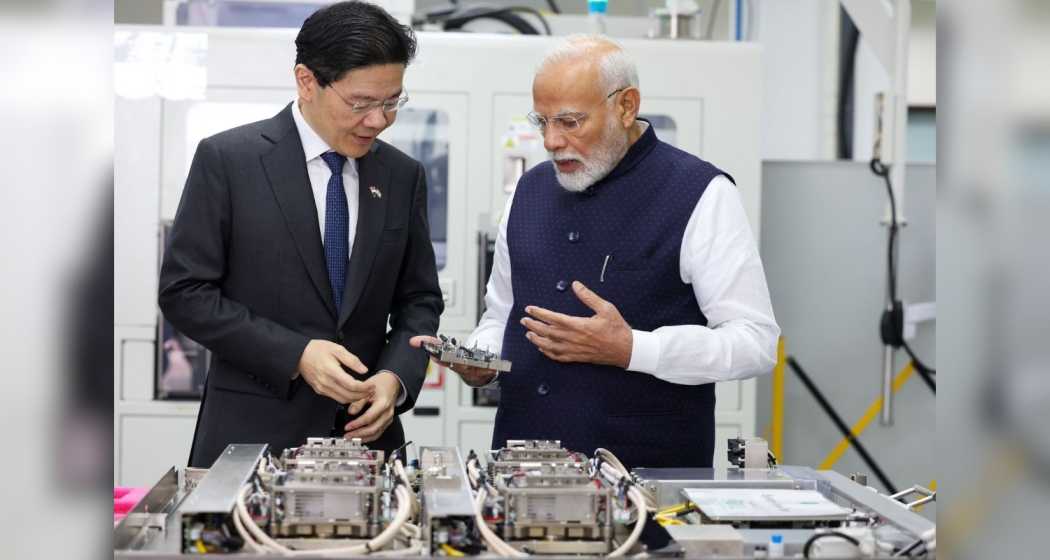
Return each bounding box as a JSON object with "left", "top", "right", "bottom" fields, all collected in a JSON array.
[
  {"left": 755, "top": 0, "right": 839, "bottom": 160},
  {"left": 755, "top": 0, "right": 936, "bottom": 162}
]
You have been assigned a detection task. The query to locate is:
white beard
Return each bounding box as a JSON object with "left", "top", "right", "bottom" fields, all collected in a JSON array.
[{"left": 550, "top": 118, "right": 630, "bottom": 193}]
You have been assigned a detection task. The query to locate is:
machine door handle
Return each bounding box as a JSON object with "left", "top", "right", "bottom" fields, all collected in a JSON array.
[{"left": 413, "top": 407, "right": 440, "bottom": 417}]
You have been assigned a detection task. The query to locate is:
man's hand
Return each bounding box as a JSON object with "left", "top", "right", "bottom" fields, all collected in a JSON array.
[
  {"left": 522, "top": 281, "right": 633, "bottom": 368},
  {"left": 343, "top": 371, "right": 401, "bottom": 443},
  {"left": 297, "top": 340, "right": 372, "bottom": 404},
  {"left": 409, "top": 335, "right": 498, "bottom": 387}
]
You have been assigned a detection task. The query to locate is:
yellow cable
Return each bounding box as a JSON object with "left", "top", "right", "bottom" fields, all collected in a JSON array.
[
  {"left": 441, "top": 543, "right": 465, "bottom": 557},
  {"left": 818, "top": 362, "right": 915, "bottom": 470},
  {"left": 771, "top": 337, "right": 786, "bottom": 461},
  {"left": 194, "top": 540, "right": 208, "bottom": 554},
  {"left": 656, "top": 502, "right": 692, "bottom": 516}
]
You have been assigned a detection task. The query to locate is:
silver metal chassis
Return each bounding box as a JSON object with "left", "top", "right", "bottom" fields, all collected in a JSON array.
[{"left": 116, "top": 463, "right": 933, "bottom": 559}]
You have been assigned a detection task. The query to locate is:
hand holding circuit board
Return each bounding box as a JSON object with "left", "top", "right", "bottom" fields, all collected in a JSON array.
[{"left": 409, "top": 334, "right": 511, "bottom": 387}]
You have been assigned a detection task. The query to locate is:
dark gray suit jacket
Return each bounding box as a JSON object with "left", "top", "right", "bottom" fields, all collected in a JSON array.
[{"left": 159, "top": 104, "right": 443, "bottom": 467}]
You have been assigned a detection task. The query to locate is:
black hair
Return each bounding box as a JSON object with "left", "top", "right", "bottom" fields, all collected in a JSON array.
[{"left": 295, "top": 1, "right": 417, "bottom": 88}]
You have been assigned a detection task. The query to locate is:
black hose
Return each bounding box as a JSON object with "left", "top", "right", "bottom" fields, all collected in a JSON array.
[
  {"left": 509, "top": 6, "right": 551, "bottom": 35},
  {"left": 442, "top": 6, "right": 550, "bottom": 35},
  {"left": 787, "top": 356, "right": 898, "bottom": 494},
  {"left": 803, "top": 531, "right": 861, "bottom": 559},
  {"left": 871, "top": 158, "right": 937, "bottom": 390},
  {"left": 837, "top": 6, "right": 859, "bottom": 159},
  {"left": 895, "top": 537, "right": 926, "bottom": 557}
]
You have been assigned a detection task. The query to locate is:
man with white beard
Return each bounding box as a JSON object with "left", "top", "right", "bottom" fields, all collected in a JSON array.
[{"left": 413, "top": 36, "right": 780, "bottom": 468}]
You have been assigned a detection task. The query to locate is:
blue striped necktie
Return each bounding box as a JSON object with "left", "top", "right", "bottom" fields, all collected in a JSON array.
[{"left": 321, "top": 151, "right": 349, "bottom": 312}]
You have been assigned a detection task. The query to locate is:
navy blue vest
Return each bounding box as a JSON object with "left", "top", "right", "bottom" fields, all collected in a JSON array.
[{"left": 493, "top": 122, "right": 732, "bottom": 469}]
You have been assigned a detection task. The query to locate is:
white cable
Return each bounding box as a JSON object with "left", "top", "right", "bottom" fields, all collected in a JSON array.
[
  {"left": 608, "top": 486, "right": 647, "bottom": 557},
  {"left": 595, "top": 448, "right": 627, "bottom": 474},
  {"left": 922, "top": 528, "right": 936, "bottom": 552},
  {"left": 595, "top": 449, "right": 656, "bottom": 511},
  {"left": 476, "top": 492, "right": 521, "bottom": 557},
  {"left": 474, "top": 488, "right": 527, "bottom": 558},
  {"left": 393, "top": 460, "right": 421, "bottom": 517},
  {"left": 400, "top": 522, "right": 422, "bottom": 540},
  {"left": 236, "top": 485, "right": 292, "bottom": 554},
  {"left": 234, "top": 479, "right": 413, "bottom": 556},
  {"left": 371, "top": 540, "right": 424, "bottom": 556},
  {"left": 230, "top": 487, "right": 260, "bottom": 550},
  {"left": 599, "top": 463, "right": 642, "bottom": 523},
  {"left": 358, "top": 486, "right": 414, "bottom": 554},
  {"left": 592, "top": 456, "right": 648, "bottom": 557},
  {"left": 467, "top": 460, "right": 481, "bottom": 488},
  {"left": 231, "top": 493, "right": 267, "bottom": 553}
]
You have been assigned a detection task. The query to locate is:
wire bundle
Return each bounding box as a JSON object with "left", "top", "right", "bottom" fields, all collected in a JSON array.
[
  {"left": 231, "top": 459, "right": 417, "bottom": 556},
  {"left": 465, "top": 453, "right": 526, "bottom": 557},
  {"left": 591, "top": 448, "right": 651, "bottom": 557}
]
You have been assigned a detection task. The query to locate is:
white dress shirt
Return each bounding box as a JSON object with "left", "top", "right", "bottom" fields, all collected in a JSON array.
[
  {"left": 467, "top": 173, "right": 781, "bottom": 386},
  {"left": 291, "top": 99, "right": 360, "bottom": 256},
  {"left": 290, "top": 100, "right": 407, "bottom": 404}
]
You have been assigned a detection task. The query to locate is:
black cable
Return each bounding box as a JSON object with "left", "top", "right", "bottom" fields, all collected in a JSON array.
[
  {"left": 902, "top": 340, "right": 936, "bottom": 375},
  {"left": 787, "top": 356, "right": 898, "bottom": 494},
  {"left": 442, "top": 6, "right": 550, "bottom": 35},
  {"left": 509, "top": 6, "right": 551, "bottom": 34},
  {"left": 902, "top": 341, "right": 936, "bottom": 394},
  {"left": 895, "top": 537, "right": 925, "bottom": 557},
  {"left": 909, "top": 360, "right": 936, "bottom": 394},
  {"left": 872, "top": 158, "right": 937, "bottom": 389},
  {"left": 389, "top": 440, "right": 413, "bottom": 464},
  {"left": 544, "top": 0, "right": 561, "bottom": 14},
  {"left": 870, "top": 158, "right": 898, "bottom": 303},
  {"left": 837, "top": 7, "right": 859, "bottom": 159},
  {"left": 803, "top": 531, "right": 861, "bottom": 559}
]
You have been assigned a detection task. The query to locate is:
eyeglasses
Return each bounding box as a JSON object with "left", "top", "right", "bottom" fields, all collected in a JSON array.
[
  {"left": 526, "top": 87, "right": 627, "bottom": 135},
  {"left": 328, "top": 84, "right": 409, "bottom": 114}
]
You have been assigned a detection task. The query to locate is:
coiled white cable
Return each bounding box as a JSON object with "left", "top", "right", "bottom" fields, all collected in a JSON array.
[
  {"left": 474, "top": 488, "right": 527, "bottom": 558},
  {"left": 233, "top": 464, "right": 413, "bottom": 556}
]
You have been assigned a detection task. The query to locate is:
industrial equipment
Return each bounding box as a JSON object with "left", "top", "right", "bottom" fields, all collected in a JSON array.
[{"left": 117, "top": 436, "right": 936, "bottom": 558}]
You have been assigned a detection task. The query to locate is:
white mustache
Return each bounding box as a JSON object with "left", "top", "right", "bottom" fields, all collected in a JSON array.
[{"left": 551, "top": 153, "right": 584, "bottom": 165}]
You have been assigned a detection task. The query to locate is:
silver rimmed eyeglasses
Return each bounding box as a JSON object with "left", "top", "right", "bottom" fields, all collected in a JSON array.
[
  {"left": 328, "top": 85, "right": 409, "bottom": 114},
  {"left": 526, "top": 87, "right": 627, "bottom": 134}
]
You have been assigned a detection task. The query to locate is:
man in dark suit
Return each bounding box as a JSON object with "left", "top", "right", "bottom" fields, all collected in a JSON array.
[{"left": 159, "top": 1, "right": 443, "bottom": 468}]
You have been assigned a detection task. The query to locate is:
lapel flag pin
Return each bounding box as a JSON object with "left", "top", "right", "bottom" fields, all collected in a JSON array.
[{"left": 369, "top": 185, "right": 382, "bottom": 199}]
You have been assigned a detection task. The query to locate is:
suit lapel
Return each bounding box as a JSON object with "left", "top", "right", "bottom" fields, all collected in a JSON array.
[
  {"left": 260, "top": 106, "right": 338, "bottom": 319},
  {"left": 338, "top": 145, "right": 390, "bottom": 328}
]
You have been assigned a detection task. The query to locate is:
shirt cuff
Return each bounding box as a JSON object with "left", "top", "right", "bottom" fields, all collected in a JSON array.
[
  {"left": 378, "top": 369, "right": 408, "bottom": 407},
  {"left": 627, "top": 329, "right": 661, "bottom": 374}
]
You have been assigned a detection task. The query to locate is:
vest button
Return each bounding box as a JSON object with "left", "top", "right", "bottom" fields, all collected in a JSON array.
[
  {"left": 567, "top": 231, "right": 580, "bottom": 243},
  {"left": 536, "top": 382, "right": 551, "bottom": 396},
  {"left": 555, "top": 280, "right": 568, "bottom": 292}
]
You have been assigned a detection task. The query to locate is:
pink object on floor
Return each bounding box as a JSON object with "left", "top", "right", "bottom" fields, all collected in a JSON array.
[{"left": 114, "top": 487, "right": 149, "bottom": 523}]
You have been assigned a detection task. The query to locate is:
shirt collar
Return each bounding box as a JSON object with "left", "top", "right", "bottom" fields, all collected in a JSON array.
[
  {"left": 291, "top": 98, "right": 335, "bottom": 163},
  {"left": 581, "top": 118, "right": 657, "bottom": 194}
]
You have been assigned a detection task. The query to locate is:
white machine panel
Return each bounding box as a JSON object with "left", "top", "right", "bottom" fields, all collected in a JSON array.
[
  {"left": 119, "top": 413, "right": 197, "bottom": 487},
  {"left": 121, "top": 339, "right": 156, "bottom": 402}
]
